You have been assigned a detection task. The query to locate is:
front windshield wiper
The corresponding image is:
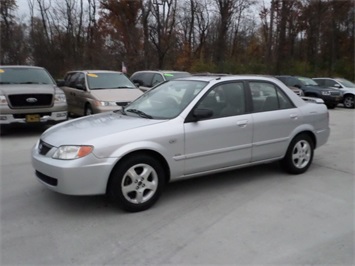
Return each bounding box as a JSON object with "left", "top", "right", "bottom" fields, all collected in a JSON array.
[
  {"left": 116, "top": 86, "right": 134, "bottom": 89},
  {"left": 18, "top": 82, "right": 42, "bottom": 84},
  {"left": 126, "top": 108, "right": 153, "bottom": 119}
]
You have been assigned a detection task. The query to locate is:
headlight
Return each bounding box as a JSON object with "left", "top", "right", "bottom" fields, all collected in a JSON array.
[
  {"left": 0, "top": 95, "right": 8, "bottom": 105},
  {"left": 52, "top": 145, "right": 93, "bottom": 160},
  {"left": 54, "top": 93, "right": 66, "bottom": 103},
  {"left": 94, "top": 101, "right": 117, "bottom": 107},
  {"left": 321, "top": 91, "right": 331, "bottom": 95}
]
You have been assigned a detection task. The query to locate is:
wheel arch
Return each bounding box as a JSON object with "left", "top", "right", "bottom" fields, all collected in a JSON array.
[
  {"left": 290, "top": 130, "right": 316, "bottom": 150},
  {"left": 106, "top": 149, "right": 171, "bottom": 194}
]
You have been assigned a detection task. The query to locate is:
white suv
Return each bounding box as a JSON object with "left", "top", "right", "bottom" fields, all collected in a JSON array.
[{"left": 313, "top": 77, "right": 355, "bottom": 108}]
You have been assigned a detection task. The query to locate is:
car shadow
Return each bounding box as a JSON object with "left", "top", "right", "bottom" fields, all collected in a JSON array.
[
  {"left": 34, "top": 162, "right": 290, "bottom": 215},
  {"left": 0, "top": 124, "right": 52, "bottom": 137}
]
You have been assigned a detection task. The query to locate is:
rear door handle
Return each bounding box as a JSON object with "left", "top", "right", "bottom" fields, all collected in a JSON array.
[{"left": 237, "top": 120, "right": 248, "bottom": 127}]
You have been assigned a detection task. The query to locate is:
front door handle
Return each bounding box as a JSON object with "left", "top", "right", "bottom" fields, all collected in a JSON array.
[{"left": 290, "top": 114, "right": 298, "bottom": 119}]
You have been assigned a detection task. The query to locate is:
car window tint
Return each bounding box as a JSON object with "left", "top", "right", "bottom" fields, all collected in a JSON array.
[
  {"left": 314, "top": 79, "right": 325, "bottom": 86},
  {"left": 152, "top": 74, "right": 164, "bottom": 86},
  {"left": 0, "top": 67, "right": 54, "bottom": 84},
  {"left": 87, "top": 73, "right": 134, "bottom": 89},
  {"left": 324, "top": 80, "right": 337, "bottom": 87},
  {"left": 67, "top": 72, "right": 81, "bottom": 87},
  {"left": 76, "top": 73, "right": 85, "bottom": 89},
  {"left": 163, "top": 72, "right": 191, "bottom": 81},
  {"left": 196, "top": 82, "right": 245, "bottom": 119},
  {"left": 250, "top": 82, "right": 293, "bottom": 112},
  {"left": 131, "top": 73, "right": 154, "bottom": 87}
]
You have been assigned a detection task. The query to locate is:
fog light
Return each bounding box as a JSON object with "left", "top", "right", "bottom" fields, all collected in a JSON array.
[{"left": 0, "top": 116, "right": 8, "bottom": 120}]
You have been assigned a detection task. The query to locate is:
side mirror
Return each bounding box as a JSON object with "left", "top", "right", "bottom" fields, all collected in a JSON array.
[
  {"left": 193, "top": 108, "right": 213, "bottom": 121},
  {"left": 56, "top": 79, "right": 65, "bottom": 87},
  {"left": 293, "top": 84, "right": 301, "bottom": 89},
  {"left": 75, "top": 83, "right": 86, "bottom": 90},
  {"left": 333, "top": 84, "right": 342, "bottom": 89},
  {"left": 134, "top": 82, "right": 140, "bottom": 88}
]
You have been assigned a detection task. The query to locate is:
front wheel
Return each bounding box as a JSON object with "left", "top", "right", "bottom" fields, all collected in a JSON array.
[
  {"left": 85, "top": 104, "right": 93, "bottom": 116},
  {"left": 107, "top": 154, "right": 166, "bottom": 212},
  {"left": 343, "top": 95, "right": 354, "bottom": 109},
  {"left": 281, "top": 134, "right": 314, "bottom": 174}
]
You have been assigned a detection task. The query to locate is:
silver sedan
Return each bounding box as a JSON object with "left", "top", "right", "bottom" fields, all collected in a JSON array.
[{"left": 32, "top": 75, "right": 330, "bottom": 212}]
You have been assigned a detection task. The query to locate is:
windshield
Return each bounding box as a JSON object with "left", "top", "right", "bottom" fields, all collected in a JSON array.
[
  {"left": 0, "top": 67, "right": 55, "bottom": 85},
  {"left": 298, "top": 77, "right": 318, "bottom": 86},
  {"left": 87, "top": 72, "right": 136, "bottom": 90},
  {"left": 124, "top": 80, "right": 207, "bottom": 119},
  {"left": 336, "top": 78, "right": 355, "bottom": 88},
  {"left": 163, "top": 72, "right": 192, "bottom": 81}
]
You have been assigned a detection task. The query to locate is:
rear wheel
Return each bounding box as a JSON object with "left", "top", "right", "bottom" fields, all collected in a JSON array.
[
  {"left": 281, "top": 134, "right": 314, "bottom": 174},
  {"left": 343, "top": 95, "right": 354, "bottom": 108},
  {"left": 107, "top": 154, "right": 165, "bottom": 212},
  {"left": 326, "top": 103, "right": 337, "bottom": 109}
]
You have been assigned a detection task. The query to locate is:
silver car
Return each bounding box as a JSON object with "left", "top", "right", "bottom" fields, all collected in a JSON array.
[
  {"left": 0, "top": 65, "right": 67, "bottom": 125},
  {"left": 32, "top": 75, "right": 330, "bottom": 212}
]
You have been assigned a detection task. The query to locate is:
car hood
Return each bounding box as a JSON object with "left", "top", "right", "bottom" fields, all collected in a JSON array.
[
  {"left": 0, "top": 84, "right": 58, "bottom": 95},
  {"left": 341, "top": 87, "right": 355, "bottom": 92},
  {"left": 41, "top": 111, "right": 165, "bottom": 147},
  {"left": 90, "top": 89, "right": 143, "bottom": 102},
  {"left": 305, "top": 85, "right": 339, "bottom": 92}
]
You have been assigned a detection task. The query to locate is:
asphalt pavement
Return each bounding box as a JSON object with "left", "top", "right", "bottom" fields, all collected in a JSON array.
[{"left": 0, "top": 107, "right": 354, "bottom": 265}]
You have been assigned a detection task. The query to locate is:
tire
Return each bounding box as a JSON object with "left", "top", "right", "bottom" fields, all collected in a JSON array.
[
  {"left": 326, "top": 103, "right": 336, "bottom": 109},
  {"left": 343, "top": 95, "right": 354, "bottom": 109},
  {"left": 85, "top": 104, "right": 93, "bottom": 116},
  {"left": 107, "top": 154, "right": 166, "bottom": 212},
  {"left": 281, "top": 134, "right": 314, "bottom": 175}
]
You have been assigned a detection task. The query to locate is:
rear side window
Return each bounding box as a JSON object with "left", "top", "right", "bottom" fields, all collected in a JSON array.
[
  {"left": 313, "top": 79, "right": 325, "bottom": 86},
  {"left": 250, "top": 81, "right": 294, "bottom": 112}
]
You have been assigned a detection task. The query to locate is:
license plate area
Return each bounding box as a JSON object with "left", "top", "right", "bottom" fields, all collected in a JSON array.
[{"left": 26, "top": 114, "right": 40, "bottom": 122}]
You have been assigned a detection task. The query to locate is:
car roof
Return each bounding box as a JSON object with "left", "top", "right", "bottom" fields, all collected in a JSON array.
[
  {"left": 175, "top": 74, "right": 279, "bottom": 83},
  {"left": 66, "top": 70, "right": 124, "bottom": 74},
  {"left": 0, "top": 65, "right": 45, "bottom": 69},
  {"left": 133, "top": 70, "right": 190, "bottom": 74}
]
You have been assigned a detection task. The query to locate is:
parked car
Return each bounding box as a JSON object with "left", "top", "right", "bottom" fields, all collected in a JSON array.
[
  {"left": 313, "top": 77, "right": 355, "bottom": 108},
  {"left": 32, "top": 75, "right": 330, "bottom": 212},
  {"left": 275, "top": 75, "right": 342, "bottom": 108},
  {"left": 130, "top": 70, "right": 192, "bottom": 92},
  {"left": 288, "top": 86, "right": 304, "bottom": 96},
  {"left": 58, "top": 70, "right": 143, "bottom": 116},
  {"left": 0, "top": 65, "right": 67, "bottom": 126}
]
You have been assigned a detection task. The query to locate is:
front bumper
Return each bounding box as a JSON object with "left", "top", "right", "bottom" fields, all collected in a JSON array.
[
  {"left": 0, "top": 111, "right": 68, "bottom": 124},
  {"left": 320, "top": 95, "right": 343, "bottom": 105},
  {"left": 31, "top": 142, "right": 117, "bottom": 195}
]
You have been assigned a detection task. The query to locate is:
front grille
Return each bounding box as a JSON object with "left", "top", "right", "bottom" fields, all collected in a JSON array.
[
  {"left": 330, "top": 91, "right": 341, "bottom": 96},
  {"left": 36, "top": 171, "right": 58, "bottom": 186},
  {"left": 38, "top": 140, "right": 53, "bottom": 155},
  {"left": 8, "top": 94, "right": 53, "bottom": 108}
]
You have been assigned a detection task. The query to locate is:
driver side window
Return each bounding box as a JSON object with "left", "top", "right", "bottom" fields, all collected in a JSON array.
[{"left": 196, "top": 82, "right": 245, "bottom": 119}]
